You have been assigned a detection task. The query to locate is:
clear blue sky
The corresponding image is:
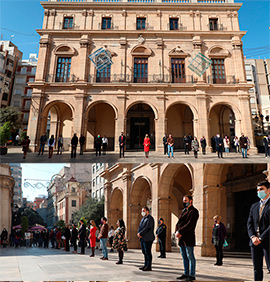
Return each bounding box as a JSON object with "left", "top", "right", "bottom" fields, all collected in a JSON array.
[
  {"left": 20, "top": 163, "right": 68, "bottom": 201},
  {"left": 0, "top": 0, "right": 269, "bottom": 59}
]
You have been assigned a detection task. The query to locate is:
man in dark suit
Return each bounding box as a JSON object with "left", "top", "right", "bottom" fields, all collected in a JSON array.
[
  {"left": 247, "top": 180, "right": 270, "bottom": 281},
  {"left": 156, "top": 217, "right": 167, "bottom": 258},
  {"left": 263, "top": 135, "right": 270, "bottom": 158},
  {"left": 78, "top": 219, "right": 86, "bottom": 254},
  {"left": 215, "top": 134, "right": 223, "bottom": 159},
  {"left": 137, "top": 206, "right": 155, "bottom": 271},
  {"left": 119, "top": 132, "right": 126, "bottom": 158},
  {"left": 95, "top": 134, "right": 102, "bottom": 156},
  {"left": 175, "top": 195, "right": 199, "bottom": 281}
]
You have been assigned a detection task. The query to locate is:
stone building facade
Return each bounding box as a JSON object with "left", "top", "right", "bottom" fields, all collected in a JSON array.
[
  {"left": 101, "top": 163, "right": 269, "bottom": 256},
  {"left": 28, "top": 0, "right": 256, "bottom": 153},
  {"left": 0, "top": 164, "right": 15, "bottom": 234}
]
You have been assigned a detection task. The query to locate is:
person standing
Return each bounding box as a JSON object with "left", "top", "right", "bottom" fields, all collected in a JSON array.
[
  {"left": 108, "top": 226, "right": 115, "bottom": 252},
  {"left": 263, "top": 135, "right": 270, "bottom": 158},
  {"left": 79, "top": 134, "right": 86, "bottom": 155},
  {"left": 49, "top": 229, "right": 55, "bottom": 248},
  {"left": 119, "top": 132, "right": 126, "bottom": 158},
  {"left": 215, "top": 134, "right": 223, "bottom": 159},
  {"left": 200, "top": 136, "right": 207, "bottom": 155},
  {"left": 233, "top": 136, "right": 240, "bottom": 153},
  {"left": 211, "top": 215, "right": 227, "bottom": 266},
  {"left": 71, "top": 224, "right": 78, "bottom": 253},
  {"left": 98, "top": 217, "right": 109, "bottom": 260},
  {"left": 191, "top": 137, "right": 199, "bottom": 159},
  {"left": 156, "top": 218, "right": 167, "bottom": 258},
  {"left": 163, "top": 134, "right": 168, "bottom": 155},
  {"left": 57, "top": 134, "right": 63, "bottom": 155},
  {"left": 89, "top": 220, "right": 97, "bottom": 257},
  {"left": 247, "top": 180, "right": 270, "bottom": 281},
  {"left": 1, "top": 228, "right": 8, "bottom": 248},
  {"left": 48, "top": 135, "right": 55, "bottom": 159},
  {"left": 43, "top": 230, "right": 49, "bottom": 248},
  {"left": 113, "top": 219, "right": 126, "bottom": 265},
  {"left": 223, "top": 135, "right": 230, "bottom": 155},
  {"left": 143, "top": 134, "right": 151, "bottom": 158},
  {"left": 95, "top": 134, "right": 102, "bottom": 157},
  {"left": 137, "top": 206, "right": 155, "bottom": 271},
  {"left": 240, "top": 133, "right": 248, "bottom": 158},
  {"left": 71, "top": 133, "right": 78, "bottom": 158},
  {"left": 78, "top": 219, "right": 86, "bottom": 254},
  {"left": 15, "top": 134, "right": 20, "bottom": 146},
  {"left": 37, "top": 132, "right": 47, "bottom": 155},
  {"left": 183, "top": 135, "right": 190, "bottom": 155},
  {"left": 64, "top": 225, "right": 71, "bottom": 252},
  {"left": 175, "top": 195, "right": 199, "bottom": 281},
  {"left": 102, "top": 135, "right": 108, "bottom": 155},
  {"left": 22, "top": 136, "right": 30, "bottom": 159},
  {"left": 167, "top": 133, "right": 175, "bottom": 158}
]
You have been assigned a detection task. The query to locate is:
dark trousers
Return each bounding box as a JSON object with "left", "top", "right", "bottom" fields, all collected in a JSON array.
[
  {"left": 164, "top": 144, "right": 167, "bottom": 155},
  {"left": 80, "top": 238, "right": 85, "bottom": 254},
  {"left": 71, "top": 146, "right": 77, "bottom": 158},
  {"left": 72, "top": 240, "right": 77, "bottom": 252},
  {"left": 65, "top": 240, "right": 70, "bottom": 251},
  {"left": 118, "top": 249, "right": 124, "bottom": 262},
  {"left": 48, "top": 147, "right": 53, "bottom": 158},
  {"left": 96, "top": 146, "right": 101, "bottom": 156},
  {"left": 50, "top": 238, "right": 55, "bottom": 248},
  {"left": 158, "top": 238, "right": 166, "bottom": 257},
  {"left": 80, "top": 144, "right": 84, "bottom": 155},
  {"left": 103, "top": 143, "right": 107, "bottom": 155},
  {"left": 265, "top": 147, "right": 270, "bottom": 157},
  {"left": 44, "top": 239, "right": 49, "bottom": 248},
  {"left": 140, "top": 239, "right": 153, "bottom": 268},
  {"left": 38, "top": 143, "right": 45, "bottom": 154},
  {"left": 251, "top": 243, "right": 270, "bottom": 281},
  {"left": 194, "top": 150, "right": 198, "bottom": 158},
  {"left": 202, "top": 147, "right": 206, "bottom": 155},
  {"left": 184, "top": 144, "right": 189, "bottom": 154},
  {"left": 217, "top": 147, "right": 223, "bottom": 158},
  {"left": 214, "top": 242, "right": 223, "bottom": 265},
  {"left": 120, "top": 145, "right": 124, "bottom": 158}
]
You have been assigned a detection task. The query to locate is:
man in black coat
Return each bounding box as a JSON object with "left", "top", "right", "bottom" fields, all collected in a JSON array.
[
  {"left": 95, "top": 134, "right": 102, "bottom": 157},
  {"left": 38, "top": 132, "right": 47, "bottom": 155},
  {"left": 163, "top": 134, "right": 168, "bottom": 155},
  {"left": 71, "top": 133, "right": 78, "bottom": 158},
  {"left": 215, "top": 134, "right": 223, "bottom": 159},
  {"left": 263, "top": 135, "right": 270, "bottom": 158},
  {"left": 183, "top": 135, "right": 190, "bottom": 155},
  {"left": 137, "top": 206, "right": 155, "bottom": 271},
  {"left": 175, "top": 195, "right": 199, "bottom": 281},
  {"left": 78, "top": 220, "right": 86, "bottom": 254},
  {"left": 64, "top": 225, "right": 71, "bottom": 252},
  {"left": 119, "top": 132, "right": 126, "bottom": 158},
  {"left": 247, "top": 180, "right": 270, "bottom": 281},
  {"left": 156, "top": 218, "right": 167, "bottom": 258},
  {"left": 79, "top": 134, "right": 86, "bottom": 155},
  {"left": 71, "top": 224, "right": 78, "bottom": 253}
]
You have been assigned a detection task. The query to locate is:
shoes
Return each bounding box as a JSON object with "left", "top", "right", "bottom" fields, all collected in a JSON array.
[
  {"left": 102, "top": 257, "right": 108, "bottom": 260},
  {"left": 139, "top": 266, "right": 146, "bottom": 270},
  {"left": 72, "top": 251, "right": 77, "bottom": 253},
  {"left": 158, "top": 255, "right": 162, "bottom": 258},
  {"left": 116, "top": 261, "right": 123, "bottom": 264},
  {"left": 79, "top": 253, "right": 84, "bottom": 255},
  {"left": 177, "top": 275, "right": 188, "bottom": 280},
  {"left": 161, "top": 256, "right": 166, "bottom": 258},
  {"left": 142, "top": 267, "right": 152, "bottom": 271},
  {"left": 185, "top": 276, "right": 196, "bottom": 281},
  {"left": 89, "top": 255, "right": 94, "bottom": 257},
  {"left": 110, "top": 249, "right": 114, "bottom": 252},
  {"left": 100, "top": 257, "right": 104, "bottom": 259}
]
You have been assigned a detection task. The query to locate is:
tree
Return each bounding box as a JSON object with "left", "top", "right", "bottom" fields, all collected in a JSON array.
[
  {"left": 21, "top": 216, "right": 29, "bottom": 235},
  {"left": 0, "top": 106, "right": 21, "bottom": 131},
  {"left": 12, "top": 207, "right": 45, "bottom": 227},
  {"left": 72, "top": 196, "right": 104, "bottom": 227},
  {"left": 57, "top": 219, "right": 66, "bottom": 233},
  {"left": 0, "top": 122, "right": 11, "bottom": 145}
]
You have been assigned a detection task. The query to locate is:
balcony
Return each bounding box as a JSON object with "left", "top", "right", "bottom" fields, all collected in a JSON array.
[
  {"left": 207, "top": 23, "right": 226, "bottom": 31},
  {"left": 167, "top": 24, "right": 187, "bottom": 31},
  {"left": 88, "top": 74, "right": 195, "bottom": 84},
  {"left": 98, "top": 22, "right": 119, "bottom": 30},
  {"left": 46, "top": 74, "right": 78, "bottom": 83},
  {"left": 207, "top": 75, "right": 236, "bottom": 84}
]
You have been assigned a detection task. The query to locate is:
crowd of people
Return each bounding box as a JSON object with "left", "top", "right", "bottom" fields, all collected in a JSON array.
[{"left": 1, "top": 181, "right": 269, "bottom": 281}]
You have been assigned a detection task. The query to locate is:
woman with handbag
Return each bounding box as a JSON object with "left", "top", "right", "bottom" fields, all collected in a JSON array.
[
  {"left": 211, "top": 215, "right": 227, "bottom": 266},
  {"left": 112, "top": 219, "right": 127, "bottom": 265}
]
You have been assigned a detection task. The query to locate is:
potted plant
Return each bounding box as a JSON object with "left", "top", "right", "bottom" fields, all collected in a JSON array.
[{"left": 0, "top": 122, "right": 11, "bottom": 155}]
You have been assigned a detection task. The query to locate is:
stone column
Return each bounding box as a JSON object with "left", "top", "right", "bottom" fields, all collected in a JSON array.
[
  {"left": 104, "top": 180, "right": 112, "bottom": 220},
  {"left": 156, "top": 95, "right": 166, "bottom": 152},
  {"left": 49, "top": 121, "right": 58, "bottom": 140},
  {"left": 114, "top": 94, "right": 126, "bottom": 152},
  {"left": 158, "top": 197, "right": 171, "bottom": 251},
  {"left": 201, "top": 185, "right": 222, "bottom": 257},
  {"left": 73, "top": 93, "right": 86, "bottom": 136}
]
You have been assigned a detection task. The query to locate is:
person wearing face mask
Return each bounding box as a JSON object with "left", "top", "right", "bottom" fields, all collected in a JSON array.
[
  {"left": 137, "top": 206, "right": 155, "bottom": 271},
  {"left": 215, "top": 133, "right": 223, "bottom": 159},
  {"left": 175, "top": 195, "right": 199, "bottom": 281},
  {"left": 119, "top": 132, "right": 126, "bottom": 158},
  {"left": 112, "top": 219, "right": 127, "bottom": 264},
  {"left": 94, "top": 134, "right": 102, "bottom": 156},
  {"left": 247, "top": 180, "right": 270, "bottom": 281},
  {"left": 239, "top": 133, "right": 248, "bottom": 158},
  {"left": 156, "top": 218, "right": 167, "bottom": 258},
  {"left": 211, "top": 215, "right": 227, "bottom": 266},
  {"left": 98, "top": 217, "right": 109, "bottom": 260}
]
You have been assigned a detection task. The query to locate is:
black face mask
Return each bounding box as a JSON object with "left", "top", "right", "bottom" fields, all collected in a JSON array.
[{"left": 183, "top": 202, "right": 190, "bottom": 208}]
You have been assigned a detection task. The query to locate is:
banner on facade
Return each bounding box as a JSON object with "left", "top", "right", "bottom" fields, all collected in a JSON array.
[
  {"left": 188, "top": 52, "right": 212, "bottom": 76},
  {"left": 88, "top": 47, "right": 113, "bottom": 72}
]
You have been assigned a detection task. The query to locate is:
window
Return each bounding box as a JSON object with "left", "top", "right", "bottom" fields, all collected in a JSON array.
[
  {"left": 209, "top": 18, "right": 218, "bottom": 31},
  {"left": 71, "top": 200, "right": 76, "bottom": 207},
  {"left": 96, "top": 176, "right": 99, "bottom": 185},
  {"left": 102, "top": 17, "right": 111, "bottom": 30},
  {"left": 134, "top": 58, "right": 148, "bottom": 83},
  {"left": 96, "top": 65, "right": 111, "bottom": 83},
  {"left": 31, "top": 67, "right": 36, "bottom": 75},
  {"left": 171, "top": 58, "right": 185, "bottom": 83},
  {"left": 24, "top": 100, "right": 31, "bottom": 110},
  {"left": 56, "top": 57, "right": 71, "bottom": 82},
  {"left": 6, "top": 70, "right": 12, "bottom": 78},
  {"left": 26, "top": 89, "right": 33, "bottom": 96},
  {"left": 16, "top": 77, "right": 25, "bottom": 84},
  {"left": 211, "top": 59, "right": 226, "bottom": 84},
  {"left": 21, "top": 67, "right": 27, "bottom": 74},
  {"left": 93, "top": 179, "right": 95, "bottom": 187},
  {"left": 13, "top": 101, "right": 20, "bottom": 107},
  {"left": 245, "top": 65, "right": 251, "bottom": 71},
  {"left": 246, "top": 75, "right": 252, "bottom": 81},
  {"left": 0, "top": 76, "right": 3, "bottom": 82},
  {"left": 169, "top": 18, "right": 179, "bottom": 30},
  {"left": 15, "top": 89, "right": 21, "bottom": 95},
  {"left": 93, "top": 165, "right": 96, "bottom": 174},
  {"left": 137, "top": 18, "right": 146, "bottom": 30},
  {"left": 23, "top": 113, "right": 29, "bottom": 123},
  {"left": 2, "top": 93, "right": 8, "bottom": 101},
  {"left": 28, "top": 77, "right": 35, "bottom": 82},
  {"left": 63, "top": 17, "right": 74, "bottom": 29}
]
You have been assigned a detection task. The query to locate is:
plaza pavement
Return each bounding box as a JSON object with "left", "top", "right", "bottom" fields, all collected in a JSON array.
[
  {"left": 1, "top": 146, "right": 270, "bottom": 164},
  {"left": 0, "top": 246, "right": 269, "bottom": 281}
]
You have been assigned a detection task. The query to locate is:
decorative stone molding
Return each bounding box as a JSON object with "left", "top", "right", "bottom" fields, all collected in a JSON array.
[
  {"left": 89, "top": 9, "right": 94, "bottom": 17},
  {"left": 208, "top": 46, "right": 230, "bottom": 58},
  {"left": 156, "top": 37, "right": 163, "bottom": 49},
  {"left": 44, "top": 9, "right": 49, "bottom": 16},
  {"left": 131, "top": 44, "right": 152, "bottom": 57},
  {"left": 156, "top": 10, "right": 162, "bottom": 17},
  {"left": 138, "top": 35, "right": 145, "bottom": 44},
  {"left": 122, "top": 9, "right": 127, "bottom": 17},
  {"left": 168, "top": 46, "right": 189, "bottom": 57},
  {"left": 50, "top": 9, "right": 56, "bottom": 16},
  {"left": 39, "top": 38, "right": 51, "bottom": 48},
  {"left": 119, "top": 37, "right": 127, "bottom": 48},
  {"left": 53, "top": 44, "right": 76, "bottom": 55},
  {"left": 82, "top": 9, "right": 88, "bottom": 17}
]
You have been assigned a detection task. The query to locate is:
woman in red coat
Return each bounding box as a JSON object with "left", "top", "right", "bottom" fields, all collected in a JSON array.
[
  {"left": 143, "top": 134, "right": 151, "bottom": 158},
  {"left": 89, "top": 220, "right": 97, "bottom": 257}
]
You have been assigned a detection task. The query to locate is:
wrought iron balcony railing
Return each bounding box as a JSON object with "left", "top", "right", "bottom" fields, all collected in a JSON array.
[
  {"left": 46, "top": 74, "right": 78, "bottom": 83},
  {"left": 207, "top": 23, "right": 226, "bottom": 31},
  {"left": 167, "top": 24, "right": 187, "bottom": 31},
  {"left": 207, "top": 75, "right": 236, "bottom": 84}
]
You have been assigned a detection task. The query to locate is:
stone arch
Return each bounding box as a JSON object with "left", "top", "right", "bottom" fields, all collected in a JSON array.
[
  {"left": 131, "top": 45, "right": 152, "bottom": 57},
  {"left": 84, "top": 100, "right": 118, "bottom": 151},
  {"left": 207, "top": 45, "right": 230, "bottom": 58},
  {"left": 53, "top": 44, "right": 76, "bottom": 56},
  {"left": 110, "top": 188, "right": 124, "bottom": 229}
]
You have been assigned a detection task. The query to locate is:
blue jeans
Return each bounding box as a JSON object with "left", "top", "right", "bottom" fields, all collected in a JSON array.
[
  {"left": 180, "top": 245, "right": 196, "bottom": 277},
  {"left": 140, "top": 239, "right": 153, "bottom": 268},
  {"left": 38, "top": 143, "right": 45, "bottom": 154},
  {"left": 241, "top": 148, "right": 247, "bottom": 158},
  {"left": 168, "top": 145, "right": 174, "bottom": 157},
  {"left": 100, "top": 238, "right": 108, "bottom": 258}
]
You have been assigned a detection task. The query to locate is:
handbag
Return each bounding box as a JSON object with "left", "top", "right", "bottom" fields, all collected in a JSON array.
[
  {"left": 123, "top": 239, "right": 128, "bottom": 251},
  {"left": 223, "top": 239, "right": 228, "bottom": 248}
]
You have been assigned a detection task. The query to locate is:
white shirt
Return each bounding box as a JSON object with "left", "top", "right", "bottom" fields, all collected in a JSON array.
[{"left": 102, "top": 137, "right": 108, "bottom": 144}]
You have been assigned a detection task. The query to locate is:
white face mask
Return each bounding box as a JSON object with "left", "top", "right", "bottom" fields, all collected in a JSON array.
[{"left": 141, "top": 211, "right": 146, "bottom": 217}]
